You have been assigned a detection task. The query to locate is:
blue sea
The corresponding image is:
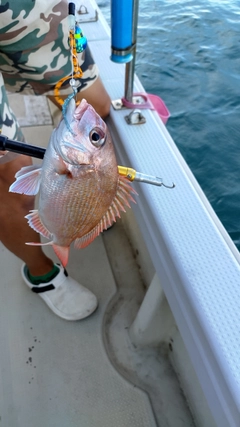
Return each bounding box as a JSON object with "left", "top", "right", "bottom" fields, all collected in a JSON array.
[{"left": 98, "top": 0, "right": 240, "bottom": 250}]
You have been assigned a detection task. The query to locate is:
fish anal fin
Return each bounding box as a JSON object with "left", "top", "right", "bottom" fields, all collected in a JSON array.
[
  {"left": 9, "top": 164, "right": 42, "bottom": 195},
  {"left": 74, "top": 226, "right": 100, "bottom": 250},
  {"left": 25, "top": 210, "right": 52, "bottom": 239},
  {"left": 53, "top": 244, "right": 70, "bottom": 267}
]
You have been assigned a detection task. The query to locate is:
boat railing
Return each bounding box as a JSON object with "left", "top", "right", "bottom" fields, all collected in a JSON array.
[{"left": 80, "top": 2, "right": 240, "bottom": 425}]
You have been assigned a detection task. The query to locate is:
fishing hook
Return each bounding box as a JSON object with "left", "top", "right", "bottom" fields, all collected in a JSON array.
[
  {"left": 62, "top": 89, "right": 78, "bottom": 135},
  {"left": 117, "top": 166, "right": 175, "bottom": 189}
]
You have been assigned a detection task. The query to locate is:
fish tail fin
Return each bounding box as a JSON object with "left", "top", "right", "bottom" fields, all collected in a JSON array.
[
  {"left": 26, "top": 241, "right": 69, "bottom": 267},
  {"left": 53, "top": 244, "right": 70, "bottom": 268}
]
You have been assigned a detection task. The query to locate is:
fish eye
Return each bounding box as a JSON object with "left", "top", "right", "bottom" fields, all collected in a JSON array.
[{"left": 89, "top": 127, "right": 106, "bottom": 147}]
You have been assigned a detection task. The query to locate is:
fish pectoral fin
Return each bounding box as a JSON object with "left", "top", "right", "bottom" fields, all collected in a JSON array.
[
  {"left": 52, "top": 244, "right": 70, "bottom": 268},
  {"left": 74, "top": 177, "right": 137, "bottom": 250},
  {"left": 25, "top": 210, "right": 52, "bottom": 239},
  {"left": 9, "top": 164, "right": 42, "bottom": 195}
]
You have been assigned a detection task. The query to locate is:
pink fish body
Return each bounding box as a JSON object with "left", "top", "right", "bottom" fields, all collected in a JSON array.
[{"left": 10, "top": 99, "right": 136, "bottom": 266}]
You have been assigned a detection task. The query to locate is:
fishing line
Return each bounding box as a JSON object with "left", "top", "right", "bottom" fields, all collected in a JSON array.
[{"left": 53, "top": 2, "right": 87, "bottom": 107}]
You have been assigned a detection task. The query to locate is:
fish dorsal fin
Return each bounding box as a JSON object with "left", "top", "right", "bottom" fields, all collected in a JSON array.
[
  {"left": 9, "top": 164, "right": 42, "bottom": 195},
  {"left": 25, "top": 209, "right": 52, "bottom": 239},
  {"left": 112, "top": 174, "right": 137, "bottom": 212},
  {"left": 74, "top": 176, "right": 137, "bottom": 250}
]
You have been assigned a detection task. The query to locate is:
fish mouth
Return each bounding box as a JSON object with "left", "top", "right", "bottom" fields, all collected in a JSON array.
[
  {"left": 74, "top": 99, "right": 89, "bottom": 121},
  {"left": 54, "top": 99, "right": 91, "bottom": 165}
]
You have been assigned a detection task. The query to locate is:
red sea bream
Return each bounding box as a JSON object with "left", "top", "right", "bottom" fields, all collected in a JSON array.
[{"left": 10, "top": 99, "right": 136, "bottom": 267}]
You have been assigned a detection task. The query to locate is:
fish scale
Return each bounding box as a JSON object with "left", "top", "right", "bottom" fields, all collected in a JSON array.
[{"left": 10, "top": 98, "right": 136, "bottom": 267}]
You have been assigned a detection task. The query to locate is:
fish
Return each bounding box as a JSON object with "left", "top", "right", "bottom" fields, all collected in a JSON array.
[{"left": 10, "top": 98, "right": 137, "bottom": 267}]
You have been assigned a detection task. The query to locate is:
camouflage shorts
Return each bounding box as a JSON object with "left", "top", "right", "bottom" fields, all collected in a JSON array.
[{"left": 0, "top": 0, "right": 98, "bottom": 150}]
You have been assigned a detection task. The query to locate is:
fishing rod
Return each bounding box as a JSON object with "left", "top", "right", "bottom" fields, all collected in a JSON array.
[
  {"left": 0, "top": 134, "right": 175, "bottom": 189},
  {"left": 0, "top": 134, "right": 45, "bottom": 159}
]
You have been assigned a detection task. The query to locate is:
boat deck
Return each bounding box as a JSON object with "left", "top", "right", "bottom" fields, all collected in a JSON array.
[
  {"left": 2, "top": 1, "right": 240, "bottom": 425},
  {"left": 0, "top": 94, "right": 194, "bottom": 426}
]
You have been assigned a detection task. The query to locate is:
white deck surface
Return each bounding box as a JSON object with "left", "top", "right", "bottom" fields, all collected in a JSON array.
[
  {"left": 0, "top": 227, "right": 155, "bottom": 427},
  {"left": 0, "top": 94, "right": 156, "bottom": 426},
  {"left": 3, "top": 1, "right": 240, "bottom": 425},
  {"left": 1, "top": 92, "right": 193, "bottom": 425}
]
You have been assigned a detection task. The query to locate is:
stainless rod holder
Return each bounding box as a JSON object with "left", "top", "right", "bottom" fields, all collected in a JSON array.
[{"left": 124, "top": 0, "right": 139, "bottom": 103}]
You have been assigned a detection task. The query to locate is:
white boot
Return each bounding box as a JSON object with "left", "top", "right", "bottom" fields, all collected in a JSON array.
[{"left": 21, "top": 263, "right": 98, "bottom": 321}]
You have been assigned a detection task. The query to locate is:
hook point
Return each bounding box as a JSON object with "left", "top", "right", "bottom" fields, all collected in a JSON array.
[{"left": 162, "top": 182, "right": 175, "bottom": 189}]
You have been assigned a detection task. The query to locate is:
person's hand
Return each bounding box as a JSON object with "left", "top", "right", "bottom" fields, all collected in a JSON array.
[
  {"left": 0, "top": 150, "right": 19, "bottom": 164},
  {"left": 0, "top": 150, "right": 8, "bottom": 158}
]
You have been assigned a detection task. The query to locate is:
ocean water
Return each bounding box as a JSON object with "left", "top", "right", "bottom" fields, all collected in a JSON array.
[{"left": 98, "top": 0, "right": 240, "bottom": 250}]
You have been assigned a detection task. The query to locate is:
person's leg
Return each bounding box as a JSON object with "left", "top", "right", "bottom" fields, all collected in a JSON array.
[
  {"left": 0, "top": 74, "right": 97, "bottom": 320},
  {"left": 0, "top": 70, "right": 53, "bottom": 275},
  {"left": 0, "top": 154, "right": 98, "bottom": 320},
  {"left": 0, "top": 154, "right": 54, "bottom": 276},
  {"left": 0, "top": 0, "right": 102, "bottom": 319}
]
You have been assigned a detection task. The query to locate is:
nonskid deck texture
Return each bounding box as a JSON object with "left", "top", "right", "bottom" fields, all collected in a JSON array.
[
  {"left": 0, "top": 227, "right": 154, "bottom": 427},
  {"left": 0, "top": 95, "right": 194, "bottom": 426},
  {"left": 1, "top": 95, "right": 154, "bottom": 427}
]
